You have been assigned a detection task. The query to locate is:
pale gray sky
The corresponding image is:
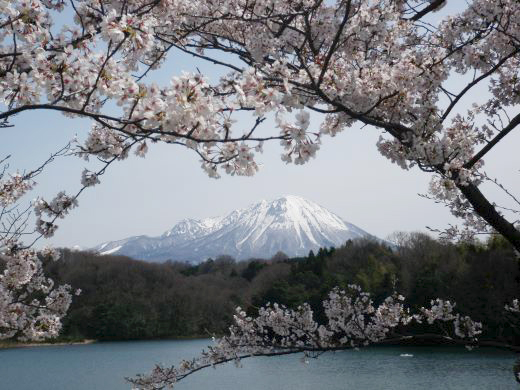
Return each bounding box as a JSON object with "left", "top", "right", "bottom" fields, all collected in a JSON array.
[{"left": 2, "top": 2, "right": 519, "bottom": 249}]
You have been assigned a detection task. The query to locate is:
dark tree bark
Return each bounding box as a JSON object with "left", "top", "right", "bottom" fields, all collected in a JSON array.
[{"left": 458, "top": 183, "right": 520, "bottom": 251}]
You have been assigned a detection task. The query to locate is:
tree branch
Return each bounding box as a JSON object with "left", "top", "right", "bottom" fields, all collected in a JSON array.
[
  {"left": 409, "top": 0, "right": 446, "bottom": 22},
  {"left": 457, "top": 181, "right": 520, "bottom": 251},
  {"left": 464, "top": 112, "right": 520, "bottom": 170}
]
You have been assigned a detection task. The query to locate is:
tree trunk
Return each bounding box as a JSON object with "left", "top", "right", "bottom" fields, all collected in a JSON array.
[{"left": 457, "top": 182, "right": 520, "bottom": 251}]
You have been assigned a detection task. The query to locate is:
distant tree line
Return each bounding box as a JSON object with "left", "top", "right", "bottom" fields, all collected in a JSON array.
[{"left": 44, "top": 233, "right": 519, "bottom": 344}]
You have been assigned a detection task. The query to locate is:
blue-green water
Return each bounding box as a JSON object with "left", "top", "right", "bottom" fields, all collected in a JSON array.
[{"left": 0, "top": 340, "right": 517, "bottom": 389}]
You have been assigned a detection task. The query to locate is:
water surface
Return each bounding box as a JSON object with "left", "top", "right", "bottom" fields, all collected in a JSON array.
[{"left": 0, "top": 339, "right": 517, "bottom": 389}]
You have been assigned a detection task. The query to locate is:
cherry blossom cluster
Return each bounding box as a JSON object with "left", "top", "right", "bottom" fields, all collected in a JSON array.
[
  {"left": 506, "top": 299, "right": 520, "bottom": 314},
  {"left": 0, "top": 152, "right": 75, "bottom": 341},
  {"left": 0, "top": 173, "right": 34, "bottom": 208},
  {"left": 0, "top": 247, "right": 73, "bottom": 341},
  {"left": 0, "top": 165, "right": 77, "bottom": 340},
  {"left": 80, "top": 169, "right": 100, "bottom": 187},
  {"left": 129, "top": 285, "right": 484, "bottom": 389},
  {"left": 2, "top": 0, "right": 520, "bottom": 244},
  {"left": 33, "top": 192, "right": 78, "bottom": 237},
  {"left": 1, "top": 0, "right": 520, "bottom": 357},
  {"left": 420, "top": 298, "right": 482, "bottom": 339}
]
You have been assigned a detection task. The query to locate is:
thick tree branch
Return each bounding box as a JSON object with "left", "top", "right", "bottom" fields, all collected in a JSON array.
[
  {"left": 409, "top": 0, "right": 446, "bottom": 22},
  {"left": 457, "top": 182, "right": 520, "bottom": 251}
]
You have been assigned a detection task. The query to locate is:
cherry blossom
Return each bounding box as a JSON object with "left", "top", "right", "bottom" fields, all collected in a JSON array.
[
  {"left": 0, "top": 247, "right": 73, "bottom": 341},
  {"left": 506, "top": 299, "right": 520, "bottom": 314},
  {"left": 0, "top": 0, "right": 519, "bottom": 378},
  {"left": 128, "top": 285, "right": 487, "bottom": 389},
  {"left": 0, "top": 149, "right": 75, "bottom": 341},
  {"left": 1, "top": 0, "right": 518, "bottom": 246}
]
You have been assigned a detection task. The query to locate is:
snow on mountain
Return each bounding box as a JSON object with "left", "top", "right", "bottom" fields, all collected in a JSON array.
[
  {"left": 100, "top": 245, "right": 122, "bottom": 255},
  {"left": 91, "top": 195, "right": 375, "bottom": 263}
]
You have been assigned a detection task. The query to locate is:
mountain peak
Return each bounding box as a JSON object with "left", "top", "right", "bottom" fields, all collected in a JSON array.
[
  {"left": 272, "top": 194, "right": 310, "bottom": 205},
  {"left": 93, "top": 196, "right": 373, "bottom": 262}
]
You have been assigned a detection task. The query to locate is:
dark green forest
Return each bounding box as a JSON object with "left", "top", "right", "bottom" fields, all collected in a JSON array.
[{"left": 44, "top": 233, "right": 519, "bottom": 345}]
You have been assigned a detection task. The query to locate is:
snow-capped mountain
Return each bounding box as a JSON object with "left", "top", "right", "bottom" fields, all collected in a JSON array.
[{"left": 92, "top": 195, "right": 374, "bottom": 262}]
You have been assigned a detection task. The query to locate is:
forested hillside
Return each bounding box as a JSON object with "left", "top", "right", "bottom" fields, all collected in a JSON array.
[{"left": 45, "top": 233, "right": 519, "bottom": 344}]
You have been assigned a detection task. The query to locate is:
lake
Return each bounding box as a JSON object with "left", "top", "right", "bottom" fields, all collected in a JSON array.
[{"left": 0, "top": 339, "right": 517, "bottom": 389}]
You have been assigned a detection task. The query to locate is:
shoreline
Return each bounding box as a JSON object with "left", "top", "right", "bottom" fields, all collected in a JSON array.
[
  {"left": 0, "top": 339, "right": 97, "bottom": 350},
  {"left": 1, "top": 338, "right": 517, "bottom": 354},
  {"left": 0, "top": 335, "right": 211, "bottom": 350}
]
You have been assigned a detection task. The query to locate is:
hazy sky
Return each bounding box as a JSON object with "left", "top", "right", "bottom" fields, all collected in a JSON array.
[{"left": 2, "top": 2, "right": 519, "bottom": 249}]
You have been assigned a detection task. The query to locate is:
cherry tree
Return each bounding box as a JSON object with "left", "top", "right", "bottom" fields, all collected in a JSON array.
[
  {"left": 2, "top": 0, "right": 519, "bottom": 245},
  {"left": 1, "top": 0, "right": 520, "bottom": 385},
  {"left": 0, "top": 148, "right": 76, "bottom": 340},
  {"left": 128, "top": 286, "right": 495, "bottom": 389}
]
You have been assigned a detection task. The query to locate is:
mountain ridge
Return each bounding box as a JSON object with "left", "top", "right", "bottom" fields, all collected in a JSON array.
[{"left": 92, "top": 195, "right": 375, "bottom": 262}]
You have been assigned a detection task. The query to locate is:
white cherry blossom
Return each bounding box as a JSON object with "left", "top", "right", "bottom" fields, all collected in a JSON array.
[
  {"left": 1, "top": 1, "right": 519, "bottom": 378},
  {"left": 129, "top": 285, "right": 487, "bottom": 389}
]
